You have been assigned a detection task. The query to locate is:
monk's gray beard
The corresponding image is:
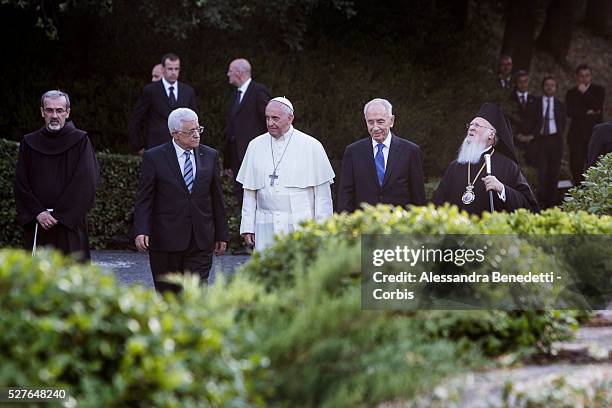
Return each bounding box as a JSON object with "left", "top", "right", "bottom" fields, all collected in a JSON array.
[{"left": 457, "top": 136, "right": 487, "bottom": 164}]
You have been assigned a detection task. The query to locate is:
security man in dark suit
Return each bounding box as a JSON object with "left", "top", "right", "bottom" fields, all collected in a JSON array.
[
  {"left": 527, "top": 76, "right": 567, "bottom": 209},
  {"left": 337, "top": 98, "right": 426, "bottom": 213},
  {"left": 565, "top": 64, "right": 605, "bottom": 184},
  {"left": 129, "top": 53, "right": 198, "bottom": 155},
  {"left": 508, "top": 70, "right": 538, "bottom": 166},
  {"left": 223, "top": 58, "right": 271, "bottom": 206},
  {"left": 134, "top": 108, "right": 228, "bottom": 293}
]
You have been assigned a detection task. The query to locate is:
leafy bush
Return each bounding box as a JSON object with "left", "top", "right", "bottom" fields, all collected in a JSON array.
[
  {"left": 243, "top": 205, "right": 611, "bottom": 288},
  {"left": 0, "top": 249, "right": 266, "bottom": 407},
  {"left": 563, "top": 152, "right": 612, "bottom": 215},
  {"left": 239, "top": 205, "right": 608, "bottom": 358},
  {"left": 236, "top": 243, "right": 483, "bottom": 407},
  {"left": 0, "top": 247, "right": 481, "bottom": 408}
]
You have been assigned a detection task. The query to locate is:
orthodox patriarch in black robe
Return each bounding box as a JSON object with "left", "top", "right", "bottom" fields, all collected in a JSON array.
[
  {"left": 433, "top": 103, "right": 539, "bottom": 215},
  {"left": 15, "top": 122, "right": 100, "bottom": 261}
]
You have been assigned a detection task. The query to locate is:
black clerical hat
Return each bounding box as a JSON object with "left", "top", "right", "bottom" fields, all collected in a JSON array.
[{"left": 476, "top": 103, "right": 518, "bottom": 163}]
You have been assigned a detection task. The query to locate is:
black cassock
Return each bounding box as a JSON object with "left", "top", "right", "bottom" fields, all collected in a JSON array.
[
  {"left": 15, "top": 122, "right": 100, "bottom": 261},
  {"left": 433, "top": 152, "right": 539, "bottom": 215}
]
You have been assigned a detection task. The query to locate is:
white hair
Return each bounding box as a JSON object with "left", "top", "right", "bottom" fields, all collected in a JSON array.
[
  {"left": 364, "top": 98, "right": 393, "bottom": 118},
  {"left": 41, "top": 90, "right": 70, "bottom": 109},
  {"left": 168, "top": 108, "right": 198, "bottom": 133}
]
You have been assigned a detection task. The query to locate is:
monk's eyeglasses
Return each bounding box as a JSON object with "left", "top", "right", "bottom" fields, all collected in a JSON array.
[{"left": 43, "top": 108, "right": 67, "bottom": 115}]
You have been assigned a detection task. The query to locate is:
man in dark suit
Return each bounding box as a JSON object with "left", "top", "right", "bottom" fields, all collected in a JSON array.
[
  {"left": 565, "top": 63, "right": 605, "bottom": 185},
  {"left": 508, "top": 70, "right": 538, "bottom": 166},
  {"left": 527, "top": 76, "right": 567, "bottom": 209},
  {"left": 497, "top": 55, "right": 514, "bottom": 90},
  {"left": 134, "top": 108, "right": 228, "bottom": 293},
  {"left": 223, "top": 58, "right": 270, "bottom": 206},
  {"left": 588, "top": 121, "right": 612, "bottom": 168},
  {"left": 129, "top": 53, "right": 198, "bottom": 155},
  {"left": 337, "top": 98, "right": 426, "bottom": 213}
]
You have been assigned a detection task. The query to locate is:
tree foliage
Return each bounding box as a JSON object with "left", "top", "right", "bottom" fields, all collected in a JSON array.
[
  {"left": 1, "top": 0, "right": 113, "bottom": 39},
  {"left": 2, "top": 0, "right": 356, "bottom": 49}
]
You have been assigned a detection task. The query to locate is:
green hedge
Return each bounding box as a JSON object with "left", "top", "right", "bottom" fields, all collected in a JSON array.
[
  {"left": 3, "top": 204, "right": 608, "bottom": 406},
  {"left": 563, "top": 152, "right": 612, "bottom": 215},
  {"left": 243, "top": 204, "right": 611, "bottom": 289},
  {"left": 0, "top": 249, "right": 267, "bottom": 407},
  {"left": 239, "top": 205, "right": 608, "bottom": 358},
  {"left": 0, "top": 138, "right": 244, "bottom": 250}
]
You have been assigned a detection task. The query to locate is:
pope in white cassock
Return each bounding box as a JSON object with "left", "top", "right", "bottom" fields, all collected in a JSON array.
[{"left": 237, "top": 97, "right": 335, "bottom": 251}]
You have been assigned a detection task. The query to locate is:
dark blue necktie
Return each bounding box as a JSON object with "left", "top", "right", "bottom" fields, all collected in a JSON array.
[
  {"left": 183, "top": 151, "right": 193, "bottom": 193},
  {"left": 375, "top": 143, "right": 385, "bottom": 186}
]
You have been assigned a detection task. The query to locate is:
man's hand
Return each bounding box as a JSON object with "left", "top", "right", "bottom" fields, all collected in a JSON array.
[
  {"left": 36, "top": 211, "right": 57, "bottom": 230},
  {"left": 242, "top": 233, "right": 255, "bottom": 247},
  {"left": 136, "top": 148, "right": 145, "bottom": 156},
  {"left": 214, "top": 241, "right": 227, "bottom": 256},
  {"left": 482, "top": 176, "right": 504, "bottom": 193},
  {"left": 223, "top": 169, "right": 234, "bottom": 179},
  {"left": 517, "top": 133, "right": 534, "bottom": 143},
  {"left": 135, "top": 234, "right": 149, "bottom": 252}
]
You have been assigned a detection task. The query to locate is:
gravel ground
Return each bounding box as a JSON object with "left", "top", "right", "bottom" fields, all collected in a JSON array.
[{"left": 91, "top": 250, "right": 251, "bottom": 288}]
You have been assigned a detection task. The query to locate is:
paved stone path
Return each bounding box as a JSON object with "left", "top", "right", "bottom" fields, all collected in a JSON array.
[
  {"left": 91, "top": 250, "right": 251, "bottom": 287},
  {"left": 387, "top": 309, "right": 612, "bottom": 407}
]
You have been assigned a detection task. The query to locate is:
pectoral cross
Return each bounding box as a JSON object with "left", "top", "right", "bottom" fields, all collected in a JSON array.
[{"left": 269, "top": 172, "right": 279, "bottom": 186}]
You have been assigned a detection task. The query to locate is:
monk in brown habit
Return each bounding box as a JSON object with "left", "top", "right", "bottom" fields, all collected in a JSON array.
[
  {"left": 15, "top": 90, "right": 100, "bottom": 261},
  {"left": 433, "top": 103, "right": 539, "bottom": 215}
]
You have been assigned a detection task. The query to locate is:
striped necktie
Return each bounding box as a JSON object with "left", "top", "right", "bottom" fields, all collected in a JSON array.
[
  {"left": 183, "top": 151, "right": 193, "bottom": 192},
  {"left": 375, "top": 143, "right": 385, "bottom": 186}
]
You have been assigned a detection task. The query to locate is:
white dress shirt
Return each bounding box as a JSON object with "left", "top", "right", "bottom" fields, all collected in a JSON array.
[
  {"left": 516, "top": 91, "right": 528, "bottom": 104},
  {"left": 541, "top": 96, "right": 557, "bottom": 134},
  {"left": 162, "top": 77, "right": 179, "bottom": 99},
  {"left": 237, "top": 78, "right": 251, "bottom": 103},
  {"left": 172, "top": 140, "right": 196, "bottom": 180}
]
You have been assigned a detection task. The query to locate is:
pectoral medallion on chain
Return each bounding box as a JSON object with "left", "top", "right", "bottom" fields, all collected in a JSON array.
[{"left": 461, "top": 185, "right": 475, "bottom": 205}]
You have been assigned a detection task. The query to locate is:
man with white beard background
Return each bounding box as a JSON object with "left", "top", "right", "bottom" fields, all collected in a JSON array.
[{"left": 433, "top": 103, "right": 539, "bottom": 215}]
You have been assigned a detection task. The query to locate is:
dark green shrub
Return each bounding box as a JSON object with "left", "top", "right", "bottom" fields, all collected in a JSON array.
[
  {"left": 239, "top": 205, "right": 608, "bottom": 359},
  {"left": 0, "top": 249, "right": 266, "bottom": 407},
  {"left": 233, "top": 244, "right": 483, "bottom": 407},
  {"left": 0, "top": 139, "right": 21, "bottom": 246},
  {"left": 243, "top": 205, "right": 611, "bottom": 288},
  {"left": 563, "top": 153, "right": 612, "bottom": 215}
]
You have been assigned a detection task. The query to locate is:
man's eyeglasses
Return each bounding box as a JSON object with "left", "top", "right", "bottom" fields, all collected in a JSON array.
[
  {"left": 177, "top": 126, "right": 204, "bottom": 137},
  {"left": 43, "top": 108, "right": 68, "bottom": 115},
  {"left": 466, "top": 122, "right": 494, "bottom": 131}
]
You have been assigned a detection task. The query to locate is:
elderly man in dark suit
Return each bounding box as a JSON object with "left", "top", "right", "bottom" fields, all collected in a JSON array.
[
  {"left": 134, "top": 108, "right": 228, "bottom": 293},
  {"left": 337, "top": 98, "right": 426, "bottom": 213},
  {"left": 223, "top": 58, "right": 271, "bottom": 206},
  {"left": 129, "top": 53, "right": 198, "bottom": 155},
  {"left": 527, "top": 76, "right": 566, "bottom": 209}
]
